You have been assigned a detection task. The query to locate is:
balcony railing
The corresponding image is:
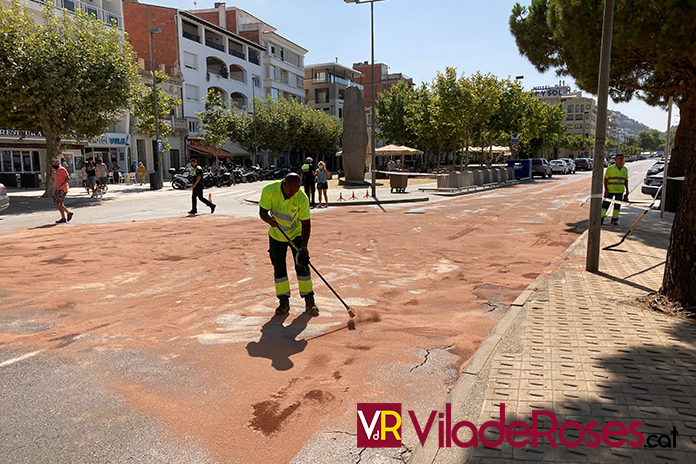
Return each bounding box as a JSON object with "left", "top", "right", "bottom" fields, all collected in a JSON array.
[
  {"left": 33, "top": 0, "right": 123, "bottom": 29},
  {"left": 229, "top": 49, "right": 245, "bottom": 60},
  {"left": 205, "top": 39, "right": 225, "bottom": 52},
  {"left": 249, "top": 56, "right": 260, "bottom": 65},
  {"left": 183, "top": 31, "right": 200, "bottom": 43},
  {"left": 311, "top": 75, "right": 363, "bottom": 91}
]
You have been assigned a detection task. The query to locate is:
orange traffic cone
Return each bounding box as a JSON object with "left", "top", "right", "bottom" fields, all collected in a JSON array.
[{"left": 208, "top": 192, "right": 212, "bottom": 202}]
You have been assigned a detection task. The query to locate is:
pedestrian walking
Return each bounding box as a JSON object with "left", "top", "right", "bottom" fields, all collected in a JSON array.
[
  {"left": 301, "top": 157, "right": 317, "bottom": 208},
  {"left": 258, "top": 173, "right": 318, "bottom": 317},
  {"left": 136, "top": 162, "right": 147, "bottom": 185},
  {"left": 316, "top": 161, "right": 329, "bottom": 208},
  {"left": 602, "top": 153, "right": 629, "bottom": 225},
  {"left": 81, "top": 162, "right": 88, "bottom": 192},
  {"left": 96, "top": 158, "right": 108, "bottom": 188},
  {"left": 485, "top": 157, "right": 492, "bottom": 169},
  {"left": 130, "top": 161, "right": 137, "bottom": 173},
  {"left": 188, "top": 158, "right": 216, "bottom": 215},
  {"left": 51, "top": 159, "right": 73, "bottom": 224},
  {"left": 85, "top": 159, "right": 97, "bottom": 197},
  {"left": 112, "top": 162, "right": 120, "bottom": 184}
]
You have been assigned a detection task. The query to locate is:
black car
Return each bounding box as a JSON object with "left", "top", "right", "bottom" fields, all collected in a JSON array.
[
  {"left": 647, "top": 162, "right": 665, "bottom": 175},
  {"left": 531, "top": 158, "right": 553, "bottom": 178},
  {"left": 575, "top": 158, "right": 593, "bottom": 171}
]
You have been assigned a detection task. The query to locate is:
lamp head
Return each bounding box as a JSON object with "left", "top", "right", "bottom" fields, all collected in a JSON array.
[{"left": 149, "top": 28, "right": 162, "bottom": 34}]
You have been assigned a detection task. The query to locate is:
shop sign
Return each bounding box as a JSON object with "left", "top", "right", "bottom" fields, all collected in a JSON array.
[{"left": 89, "top": 133, "right": 131, "bottom": 147}]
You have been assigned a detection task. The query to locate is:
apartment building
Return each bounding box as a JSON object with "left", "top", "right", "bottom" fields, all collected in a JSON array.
[
  {"left": 189, "top": 4, "right": 307, "bottom": 105},
  {"left": 304, "top": 62, "right": 364, "bottom": 118},
  {"left": 0, "top": 0, "right": 129, "bottom": 186},
  {"left": 353, "top": 62, "right": 414, "bottom": 111},
  {"left": 123, "top": 1, "right": 266, "bottom": 169}
]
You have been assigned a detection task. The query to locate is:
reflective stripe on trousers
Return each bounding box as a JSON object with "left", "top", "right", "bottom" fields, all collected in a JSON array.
[
  {"left": 268, "top": 235, "right": 313, "bottom": 300},
  {"left": 602, "top": 192, "right": 622, "bottom": 219}
]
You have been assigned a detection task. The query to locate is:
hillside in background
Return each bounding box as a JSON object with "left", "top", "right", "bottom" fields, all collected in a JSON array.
[{"left": 612, "top": 111, "right": 652, "bottom": 137}]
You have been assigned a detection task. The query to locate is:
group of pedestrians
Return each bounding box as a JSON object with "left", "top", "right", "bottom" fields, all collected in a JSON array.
[
  {"left": 79, "top": 157, "right": 109, "bottom": 198},
  {"left": 300, "top": 157, "right": 330, "bottom": 208}
]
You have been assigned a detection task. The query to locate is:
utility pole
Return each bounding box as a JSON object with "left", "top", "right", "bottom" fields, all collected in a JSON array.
[{"left": 586, "top": 0, "right": 614, "bottom": 272}]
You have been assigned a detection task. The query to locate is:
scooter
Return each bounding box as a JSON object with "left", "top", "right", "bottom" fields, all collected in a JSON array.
[{"left": 171, "top": 167, "right": 194, "bottom": 189}]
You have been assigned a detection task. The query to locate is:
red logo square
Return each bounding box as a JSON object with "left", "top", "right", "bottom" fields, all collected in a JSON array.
[{"left": 357, "top": 403, "right": 402, "bottom": 448}]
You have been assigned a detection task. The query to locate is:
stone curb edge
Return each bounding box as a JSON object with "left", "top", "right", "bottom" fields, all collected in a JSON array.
[
  {"left": 410, "top": 228, "right": 590, "bottom": 463},
  {"left": 244, "top": 196, "right": 430, "bottom": 206}
]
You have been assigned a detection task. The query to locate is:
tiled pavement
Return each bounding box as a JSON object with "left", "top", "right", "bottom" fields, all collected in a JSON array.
[{"left": 412, "top": 206, "right": 696, "bottom": 463}]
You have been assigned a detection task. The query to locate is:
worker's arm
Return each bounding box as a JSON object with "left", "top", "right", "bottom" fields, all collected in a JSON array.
[
  {"left": 603, "top": 176, "right": 609, "bottom": 197},
  {"left": 259, "top": 207, "right": 279, "bottom": 228},
  {"left": 300, "top": 219, "right": 311, "bottom": 253}
]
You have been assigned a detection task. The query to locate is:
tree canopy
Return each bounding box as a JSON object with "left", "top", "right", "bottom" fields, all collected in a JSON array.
[
  {"left": 131, "top": 71, "right": 182, "bottom": 154},
  {"left": 510, "top": 0, "right": 696, "bottom": 307},
  {"left": 0, "top": 2, "right": 138, "bottom": 196}
]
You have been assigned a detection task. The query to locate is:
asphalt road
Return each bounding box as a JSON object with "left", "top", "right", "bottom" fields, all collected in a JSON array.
[{"left": 0, "top": 159, "right": 659, "bottom": 463}]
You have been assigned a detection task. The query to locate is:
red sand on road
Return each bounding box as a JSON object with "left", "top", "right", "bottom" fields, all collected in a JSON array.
[{"left": 0, "top": 179, "right": 588, "bottom": 462}]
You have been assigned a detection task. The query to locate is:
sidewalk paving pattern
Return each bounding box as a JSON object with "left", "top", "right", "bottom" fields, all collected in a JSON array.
[{"left": 412, "top": 206, "right": 696, "bottom": 464}]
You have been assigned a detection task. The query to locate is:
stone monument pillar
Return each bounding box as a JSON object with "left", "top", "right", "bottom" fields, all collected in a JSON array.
[{"left": 341, "top": 86, "right": 368, "bottom": 183}]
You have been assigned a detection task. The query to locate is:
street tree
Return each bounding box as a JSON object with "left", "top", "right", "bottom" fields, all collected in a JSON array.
[
  {"left": 197, "top": 90, "right": 232, "bottom": 153},
  {"left": 0, "top": 2, "right": 138, "bottom": 197},
  {"left": 132, "top": 71, "right": 181, "bottom": 155},
  {"left": 510, "top": 0, "right": 696, "bottom": 307},
  {"left": 637, "top": 129, "right": 663, "bottom": 152},
  {"left": 376, "top": 80, "right": 416, "bottom": 147}
]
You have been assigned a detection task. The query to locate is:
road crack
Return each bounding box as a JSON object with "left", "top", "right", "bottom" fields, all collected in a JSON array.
[{"left": 410, "top": 345, "right": 455, "bottom": 372}]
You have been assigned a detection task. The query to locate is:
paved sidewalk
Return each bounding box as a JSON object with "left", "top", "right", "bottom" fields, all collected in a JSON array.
[{"left": 412, "top": 205, "right": 696, "bottom": 463}]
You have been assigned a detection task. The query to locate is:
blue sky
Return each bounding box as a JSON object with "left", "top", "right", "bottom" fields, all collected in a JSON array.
[{"left": 154, "top": 0, "right": 678, "bottom": 131}]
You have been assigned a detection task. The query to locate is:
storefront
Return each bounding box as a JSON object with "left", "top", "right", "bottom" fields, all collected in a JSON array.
[{"left": 85, "top": 133, "right": 131, "bottom": 173}]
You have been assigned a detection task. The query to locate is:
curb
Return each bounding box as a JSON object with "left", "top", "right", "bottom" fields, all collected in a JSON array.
[
  {"left": 410, "top": 229, "right": 590, "bottom": 464},
  {"left": 244, "top": 196, "right": 429, "bottom": 206}
]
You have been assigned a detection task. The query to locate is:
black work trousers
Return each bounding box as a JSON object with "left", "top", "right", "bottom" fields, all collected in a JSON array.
[
  {"left": 191, "top": 185, "right": 213, "bottom": 212},
  {"left": 304, "top": 181, "right": 316, "bottom": 207}
]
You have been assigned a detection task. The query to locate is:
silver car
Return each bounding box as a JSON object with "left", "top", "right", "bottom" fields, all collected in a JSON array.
[{"left": 0, "top": 183, "right": 9, "bottom": 213}]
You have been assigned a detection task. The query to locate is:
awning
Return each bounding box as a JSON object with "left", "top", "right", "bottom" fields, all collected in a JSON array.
[{"left": 188, "top": 145, "right": 235, "bottom": 158}]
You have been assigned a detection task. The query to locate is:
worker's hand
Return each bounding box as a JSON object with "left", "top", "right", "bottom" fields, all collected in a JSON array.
[
  {"left": 604, "top": 190, "right": 609, "bottom": 198},
  {"left": 296, "top": 247, "right": 310, "bottom": 267},
  {"left": 623, "top": 193, "right": 629, "bottom": 202},
  {"left": 268, "top": 218, "right": 279, "bottom": 228}
]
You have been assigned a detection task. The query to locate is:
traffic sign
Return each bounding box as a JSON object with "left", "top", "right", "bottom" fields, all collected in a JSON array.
[
  {"left": 511, "top": 133, "right": 519, "bottom": 143},
  {"left": 511, "top": 142, "right": 519, "bottom": 151},
  {"left": 580, "top": 146, "right": 585, "bottom": 152},
  {"left": 157, "top": 139, "right": 163, "bottom": 153}
]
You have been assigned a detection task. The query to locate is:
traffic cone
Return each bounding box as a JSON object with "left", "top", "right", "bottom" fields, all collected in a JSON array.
[
  {"left": 208, "top": 192, "right": 212, "bottom": 202},
  {"left": 364, "top": 189, "right": 371, "bottom": 198},
  {"left": 350, "top": 191, "right": 357, "bottom": 200},
  {"left": 338, "top": 192, "right": 346, "bottom": 201}
]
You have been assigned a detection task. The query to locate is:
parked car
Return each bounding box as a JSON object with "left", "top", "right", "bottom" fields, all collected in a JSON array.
[
  {"left": 575, "top": 158, "right": 593, "bottom": 171},
  {"left": 647, "top": 161, "right": 665, "bottom": 175},
  {"left": 550, "top": 159, "right": 570, "bottom": 174},
  {"left": 561, "top": 158, "right": 576, "bottom": 173},
  {"left": 642, "top": 174, "right": 663, "bottom": 199},
  {"left": 0, "top": 183, "right": 9, "bottom": 213},
  {"left": 531, "top": 158, "right": 553, "bottom": 178}
]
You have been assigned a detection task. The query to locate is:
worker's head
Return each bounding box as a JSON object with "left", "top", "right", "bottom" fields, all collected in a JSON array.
[
  {"left": 282, "top": 172, "right": 302, "bottom": 197},
  {"left": 189, "top": 157, "right": 197, "bottom": 166},
  {"left": 306, "top": 157, "right": 313, "bottom": 164},
  {"left": 615, "top": 153, "right": 624, "bottom": 168}
]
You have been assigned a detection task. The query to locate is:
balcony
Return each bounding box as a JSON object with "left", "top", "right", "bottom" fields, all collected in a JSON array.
[
  {"left": 249, "top": 56, "right": 260, "bottom": 65},
  {"left": 205, "top": 39, "right": 225, "bottom": 52},
  {"left": 34, "top": 0, "right": 123, "bottom": 29},
  {"left": 183, "top": 31, "right": 200, "bottom": 43},
  {"left": 311, "top": 74, "right": 363, "bottom": 91},
  {"left": 229, "top": 49, "right": 245, "bottom": 60}
]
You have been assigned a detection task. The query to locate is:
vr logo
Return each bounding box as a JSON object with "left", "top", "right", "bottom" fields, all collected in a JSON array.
[{"left": 357, "top": 403, "right": 402, "bottom": 448}]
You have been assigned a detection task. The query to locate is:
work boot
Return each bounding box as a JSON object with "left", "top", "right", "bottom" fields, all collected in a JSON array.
[
  {"left": 611, "top": 218, "right": 619, "bottom": 225},
  {"left": 304, "top": 296, "right": 319, "bottom": 317},
  {"left": 275, "top": 299, "right": 290, "bottom": 316}
]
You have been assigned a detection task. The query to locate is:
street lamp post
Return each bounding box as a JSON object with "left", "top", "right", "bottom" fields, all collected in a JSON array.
[
  {"left": 149, "top": 27, "right": 162, "bottom": 190},
  {"left": 344, "top": 0, "right": 386, "bottom": 199}
]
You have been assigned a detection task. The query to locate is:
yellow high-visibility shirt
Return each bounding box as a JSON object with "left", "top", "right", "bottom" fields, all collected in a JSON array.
[
  {"left": 604, "top": 164, "right": 628, "bottom": 194},
  {"left": 259, "top": 180, "right": 310, "bottom": 242}
]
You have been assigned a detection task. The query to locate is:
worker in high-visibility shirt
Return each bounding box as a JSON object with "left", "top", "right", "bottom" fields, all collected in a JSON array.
[
  {"left": 602, "top": 153, "right": 629, "bottom": 225},
  {"left": 259, "top": 173, "right": 319, "bottom": 317}
]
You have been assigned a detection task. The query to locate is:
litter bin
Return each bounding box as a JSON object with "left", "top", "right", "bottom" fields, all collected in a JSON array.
[
  {"left": 149, "top": 172, "right": 162, "bottom": 190},
  {"left": 20, "top": 173, "right": 41, "bottom": 189},
  {"left": 507, "top": 159, "right": 532, "bottom": 179},
  {"left": 389, "top": 173, "right": 408, "bottom": 193}
]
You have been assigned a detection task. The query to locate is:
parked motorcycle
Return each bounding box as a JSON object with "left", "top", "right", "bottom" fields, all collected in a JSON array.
[{"left": 171, "top": 166, "right": 194, "bottom": 189}]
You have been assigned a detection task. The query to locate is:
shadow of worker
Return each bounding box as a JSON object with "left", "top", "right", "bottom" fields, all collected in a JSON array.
[{"left": 246, "top": 313, "right": 312, "bottom": 371}]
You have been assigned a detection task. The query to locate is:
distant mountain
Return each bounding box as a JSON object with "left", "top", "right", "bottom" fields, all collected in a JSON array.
[{"left": 611, "top": 111, "right": 652, "bottom": 137}]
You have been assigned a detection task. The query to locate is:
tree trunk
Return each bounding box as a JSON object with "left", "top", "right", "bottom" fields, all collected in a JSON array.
[
  {"left": 663, "top": 96, "right": 695, "bottom": 212},
  {"left": 661, "top": 94, "right": 696, "bottom": 309},
  {"left": 42, "top": 131, "right": 62, "bottom": 198}
]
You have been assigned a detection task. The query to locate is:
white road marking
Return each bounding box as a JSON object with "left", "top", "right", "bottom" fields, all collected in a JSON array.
[{"left": 0, "top": 350, "right": 43, "bottom": 368}]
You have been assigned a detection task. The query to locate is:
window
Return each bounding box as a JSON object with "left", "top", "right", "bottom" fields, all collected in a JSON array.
[
  {"left": 2, "top": 150, "right": 11, "bottom": 172},
  {"left": 297, "top": 76, "right": 304, "bottom": 89},
  {"left": 575, "top": 104, "right": 580, "bottom": 112},
  {"left": 63, "top": 0, "right": 75, "bottom": 11},
  {"left": 185, "top": 84, "right": 199, "bottom": 102},
  {"left": 580, "top": 104, "right": 584, "bottom": 112},
  {"left": 253, "top": 76, "right": 261, "bottom": 88},
  {"left": 586, "top": 123, "right": 590, "bottom": 130},
  {"left": 568, "top": 106, "right": 573, "bottom": 113},
  {"left": 170, "top": 149, "right": 180, "bottom": 170},
  {"left": 184, "top": 52, "right": 198, "bottom": 70},
  {"left": 566, "top": 115, "right": 574, "bottom": 121},
  {"left": 268, "top": 66, "right": 276, "bottom": 80},
  {"left": 575, "top": 114, "right": 583, "bottom": 120},
  {"left": 316, "top": 89, "right": 328, "bottom": 103},
  {"left": 585, "top": 113, "right": 590, "bottom": 119},
  {"left": 188, "top": 120, "right": 199, "bottom": 133},
  {"left": 269, "top": 44, "right": 276, "bottom": 57},
  {"left": 136, "top": 139, "right": 146, "bottom": 164},
  {"left": 271, "top": 88, "right": 279, "bottom": 100},
  {"left": 338, "top": 108, "right": 343, "bottom": 118}
]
